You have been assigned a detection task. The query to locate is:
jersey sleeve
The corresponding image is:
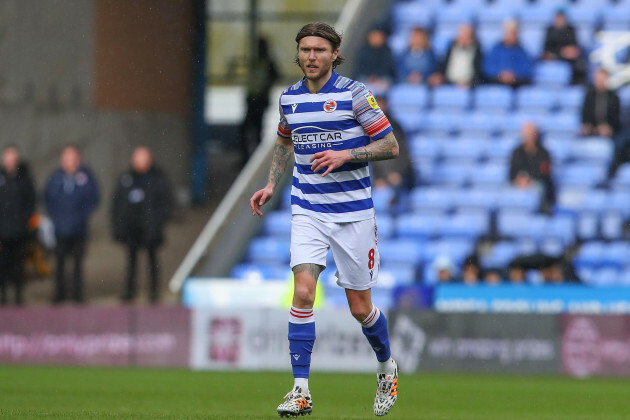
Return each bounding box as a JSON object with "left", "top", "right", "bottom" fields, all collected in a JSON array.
[
  {"left": 277, "top": 94, "right": 291, "bottom": 138},
  {"left": 351, "top": 83, "right": 393, "bottom": 140}
]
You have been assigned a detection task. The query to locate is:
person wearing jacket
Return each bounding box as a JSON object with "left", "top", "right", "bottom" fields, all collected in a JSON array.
[
  {"left": 0, "top": 146, "right": 35, "bottom": 305},
  {"left": 484, "top": 19, "right": 532, "bottom": 87},
  {"left": 429, "top": 24, "right": 483, "bottom": 87},
  {"left": 45, "top": 145, "right": 100, "bottom": 304},
  {"left": 112, "top": 147, "right": 173, "bottom": 303}
]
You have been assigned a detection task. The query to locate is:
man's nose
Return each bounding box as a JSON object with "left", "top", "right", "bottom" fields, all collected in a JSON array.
[{"left": 308, "top": 50, "right": 316, "bottom": 60}]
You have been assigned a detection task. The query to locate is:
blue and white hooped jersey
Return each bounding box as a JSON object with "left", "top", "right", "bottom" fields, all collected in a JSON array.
[{"left": 277, "top": 71, "right": 393, "bottom": 223}]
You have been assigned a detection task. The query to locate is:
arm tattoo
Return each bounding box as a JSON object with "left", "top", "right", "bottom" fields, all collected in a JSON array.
[
  {"left": 293, "top": 263, "right": 324, "bottom": 281},
  {"left": 268, "top": 141, "right": 293, "bottom": 187},
  {"left": 349, "top": 132, "right": 399, "bottom": 163}
]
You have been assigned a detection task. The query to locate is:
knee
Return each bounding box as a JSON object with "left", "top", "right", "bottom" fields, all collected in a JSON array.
[
  {"left": 293, "top": 283, "right": 315, "bottom": 308},
  {"left": 349, "top": 301, "right": 372, "bottom": 323}
]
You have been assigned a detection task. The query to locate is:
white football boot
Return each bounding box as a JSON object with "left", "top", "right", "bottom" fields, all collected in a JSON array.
[
  {"left": 277, "top": 386, "right": 313, "bottom": 417},
  {"left": 374, "top": 359, "right": 399, "bottom": 416}
]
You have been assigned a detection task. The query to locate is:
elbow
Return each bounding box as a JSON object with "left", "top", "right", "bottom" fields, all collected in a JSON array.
[{"left": 392, "top": 143, "right": 400, "bottom": 159}]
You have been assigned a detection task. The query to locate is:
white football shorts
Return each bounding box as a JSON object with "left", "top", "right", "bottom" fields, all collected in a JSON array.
[{"left": 290, "top": 214, "right": 380, "bottom": 290}]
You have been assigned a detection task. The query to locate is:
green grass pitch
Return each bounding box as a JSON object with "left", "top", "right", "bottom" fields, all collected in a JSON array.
[{"left": 1, "top": 366, "right": 629, "bottom": 419}]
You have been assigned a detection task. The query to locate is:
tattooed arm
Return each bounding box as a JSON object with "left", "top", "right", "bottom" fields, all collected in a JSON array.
[
  {"left": 250, "top": 136, "right": 293, "bottom": 217},
  {"left": 309, "top": 132, "right": 399, "bottom": 177}
]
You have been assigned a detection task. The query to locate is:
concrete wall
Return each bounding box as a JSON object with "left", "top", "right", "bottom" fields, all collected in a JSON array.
[{"left": 0, "top": 0, "right": 193, "bottom": 232}]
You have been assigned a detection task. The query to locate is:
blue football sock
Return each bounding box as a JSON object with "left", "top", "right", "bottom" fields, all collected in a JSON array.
[
  {"left": 361, "top": 306, "right": 391, "bottom": 362},
  {"left": 288, "top": 307, "right": 315, "bottom": 379}
]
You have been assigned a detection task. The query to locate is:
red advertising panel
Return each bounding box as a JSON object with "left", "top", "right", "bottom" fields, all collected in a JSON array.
[
  {"left": 0, "top": 306, "right": 190, "bottom": 367},
  {"left": 562, "top": 314, "right": 630, "bottom": 377}
]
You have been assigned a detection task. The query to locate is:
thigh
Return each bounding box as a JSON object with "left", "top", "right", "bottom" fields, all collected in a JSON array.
[
  {"left": 330, "top": 217, "right": 380, "bottom": 291},
  {"left": 290, "top": 215, "right": 331, "bottom": 269}
]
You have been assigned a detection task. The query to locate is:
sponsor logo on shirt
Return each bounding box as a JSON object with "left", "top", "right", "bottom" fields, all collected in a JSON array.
[{"left": 366, "top": 94, "right": 379, "bottom": 109}]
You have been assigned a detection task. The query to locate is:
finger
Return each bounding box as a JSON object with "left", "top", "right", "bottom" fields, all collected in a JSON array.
[
  {"left": 310, "top": 152, "right": 324, "bottom": 163},
  {"left": 321, "top": 165, "right": 334, "bottom": 177}
]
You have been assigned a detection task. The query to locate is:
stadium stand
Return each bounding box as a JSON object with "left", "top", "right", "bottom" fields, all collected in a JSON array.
[{"left": 231, "top": 0, "right": 630, "bottom": 290}]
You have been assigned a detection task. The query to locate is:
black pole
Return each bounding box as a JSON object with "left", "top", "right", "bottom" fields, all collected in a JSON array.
[{"left": 191, "top": 0, "right": 208, "bottom": 204}]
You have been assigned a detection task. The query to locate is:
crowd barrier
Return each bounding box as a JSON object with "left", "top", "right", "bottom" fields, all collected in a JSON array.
[{"left": 1, "top": 306, "right": 629, "bottom": 378}]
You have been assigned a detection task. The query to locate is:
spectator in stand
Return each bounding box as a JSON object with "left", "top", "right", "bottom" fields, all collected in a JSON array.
[
  {"left": 398, "top": 27, "right": 436, "bottom": 85},
  {"left": 581, "top": 68, "right": 620, "bottom": 138},
  {"left": 429, "top": 23, "right": 483, "bottom": 87},
  {"left": 0, "top": 146, "right": 35, "bottom": 306},
  {"left": 371, "top": 94, "right": 414, "bottom": 205},
  {"left": 433, "top": 255, "right": 455, "bottom": 283},
  {"left": 45, "top": 145, "right": 99, "bottom": 304},
  {"left": 238, "top": 37, "right": 279, "bottom": 167},
  {"left": 461, "top": 254, "right": 481, "bottom": 286},
  {"left": 508, "top": 254, "right": 580, "bottom": 284},
  {"left": 112, "top": 147, "right": 173, "bottom": 303},
  {"left": 542, "top": 9, "right": 586, "bottom": 84},
  {"left": 509, "top": 122, "right": 555, "bottom": 212},
  {"left": 354, "top": 27, "right": 396, "bottom": 89},
  {"left": 483, "top": 19, "right": 532, "bottom": 87},
  {"left": 483, "top": 269, "right": 502, "bottom": 285}
]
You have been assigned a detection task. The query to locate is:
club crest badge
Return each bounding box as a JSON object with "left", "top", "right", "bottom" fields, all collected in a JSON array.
[{"left": 323, "top": 99, "right": 337, "bottom": 113}]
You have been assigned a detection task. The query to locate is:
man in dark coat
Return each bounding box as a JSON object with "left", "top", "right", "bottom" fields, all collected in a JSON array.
[
  {"left": 0, "top": 146, "right": 35, "bottom": 305},
  {"left": 112, "top": 147, "right": 173, "bottom": 303},
  {"left": 581, "top": 68, "right": 620, "bottom": 138},
  {"left": 45, "top": 145, "right": 100, "bottom": 304},
  {"left": 542, "top": 9, "right": 586, "bottom": 84},
  {"left": 509, "top": 122, "right": 555, "bottom": 212}
]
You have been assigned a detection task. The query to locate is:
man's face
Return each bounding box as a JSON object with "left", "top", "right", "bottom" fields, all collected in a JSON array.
[
  {"left": 132, "top": 147, "right": 152, "bottom": 173},
  {"left": 61, "top": 147, "right": 81, "bottom": 174},
  {"left": 297, "top": 36, "right": 338, "bottom": 82},
  {"left": 2, "top": 148, "right": 19, "bottom": 173}
]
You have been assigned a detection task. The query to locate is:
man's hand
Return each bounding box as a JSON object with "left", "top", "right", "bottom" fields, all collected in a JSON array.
[
  {"left": 250, "top": 184, "right": 274, "bottom": 217},
  {"left": 310, "top": 150, "right": 351, "bottom": 177}
]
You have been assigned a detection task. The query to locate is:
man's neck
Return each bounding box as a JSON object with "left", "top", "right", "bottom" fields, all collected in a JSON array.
[{"left": 305, "top": 71, "right": 333, "bottom": 94}]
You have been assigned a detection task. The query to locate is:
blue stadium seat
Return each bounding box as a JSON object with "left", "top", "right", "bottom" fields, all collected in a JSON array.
[
  {"left": 601, "top": 211, "right": 624, "bottom": 240},
  {"left": 498, "top": 112, "right": 537, "bottom": 136},
  {"left": 378, "top": 238, "right": 424, "bottom": 266},
  {"left": 392, "top": 109, "right": 424, "bottom": 134},
  {"left": 372, "top": 187, "right": 395, "bottom": 213},
  {"left": 576, "top": 25, "right": 596, "bottom": 52},
  {"left": 281, "top": 187, "right": 292, "bottom": 209},
  {"left": 515, "top": 86, "right": 558, "bottom": 114},
  {"left": 396, "top": 213, "right": 447, "bottom": 239},
  {"left": 618, "top": 86, "right": 630, "bottom": 125},
  {"left": 545, "top": 137, "right": 572, "bottom": 165},
  {"left": 566, "top": 5, "right": 601, "bottom": 28},
  {"left": 520, "top": 27, "right": 546, "bottom": 58},
  {"left": 469, "top": 162, "right": 508, "bottom": 187},
  {"left": 409, "top": 135, "right": 442, "bottom": 161},
  {"left": 247, "top": 237, "right": 291, "bottom": 265},
  {"left": 409, "top": 187, "right": 456, "bottom": 212},
  {"left": 388, "top": 84, "right": 430, "bottom": 112},
  {"left": 440, "top": 212, "right": 490, "bottom": 239},
  {"left": 432, "top": 29, "right": 456, "bottom": 58},
  {"left": 441, "top": 139, "right": 486, "bottom": 163},
  {"left": 432, "top": 86, "right": 472, "bottom": 111},
  {"left": 545, "top": 214, "right": 576, "bottom": 246},
  {"left": 476, "top": 4, "right": 516, "bottom": 30},
  {"left": 602, "top": 5, "right": 630, "bottom": 30},
  {"left": 477, "top": 27, "right": 503, "bottom": 53},
  {"left": 608, "top": 190, "right": 630, "bottom": 218},
  {"left": 496, "top": 211, "right": 547, "bottom": 240},
  {"left": 557, "top": 86, "right": 585, "bottom": 113},
  {"left": 481, "top": 241, "right": 519, "bottom": 269},
  {"left": 574, "top": 241, "right": 605, "bottom": 268},
  {"left": 533, "top": 61, "right": 573, "bottom": 86},
  {"left": 577, "top": 212, "right": 599, "bottom": 240},
  {"left": 388, "top": 30, "right": 409, "bottom": 59},
  {"left": 556, "top": 163, "right": 607, "bottom": 188},
  {"left": 539, "top": 237, "right": 565, "bottom": 258},
  {"left": 612, "top": 163, "right": 630, "bottom": 189},
  {"left": 263, "top": 211, "right": 292, "bottom": 238},
  {"left": 428, "top": 162, "right": 473, "bottom": 186},
  {"left": 391, "top": 2, "right": 435, "bottom": 33},
  {"left": 602, "top": 241, "right": 630, "bottom": 268},
  {"left": 473, "top": 85, "right": 514, "bottom": 111},
  {"left": 423, "top": 238, "right": 475, "bottom": 266},
  {"left": 569, "top": 137, "right": 613, "bottom": 165},
  {"left": 457, "top": 112, "right": 503, "bottom": 138},
  {"left": 555, "top": 187, "right": 607, "bottom": 215},
  {"left": 422, "top": 110, "right": 460, "bottom": 136},
  {"left": 230, "top": 263, "right": 289, "bottom": 281},
  {"left": 590, "top": 267, "right": 620, "bottom": 287},
  {"left": 539, "top": 112, "right": 580, "bottom": 137},
  {"left": 620, "top": 267, "right": 630, "bottom": 287},
  {"left": 495, "top": 187, "right": 541, "bottom": 212},
  {"left": 485, "top": 136, "right": 519, "bottom": 160},
  {"left": 377, "top": 263, "right": 417, "bottom": 288},
  {"left": 435, "top": 5, "right": 474, "bottom": 32},
  {"left": 519, "top": 4, "right": 556, "bottom": 30},
  {"left": 452, "top": 188, "right": 499, "bottom": 211},
  {"left": 375, "top": 214, "right": 395, "bottom": 239}
]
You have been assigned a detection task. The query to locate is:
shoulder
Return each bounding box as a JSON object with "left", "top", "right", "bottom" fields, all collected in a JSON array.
[
  {"left": 334, "top": 75, "right": 369, "bottom": 97},
  {"left": 280, "top": 79, "right": 305, "bottom": 96}
]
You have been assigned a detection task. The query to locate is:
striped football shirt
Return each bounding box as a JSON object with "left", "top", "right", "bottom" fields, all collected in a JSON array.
[{"left": 277, "top": 71, "right": 392, "bottom": 223}]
